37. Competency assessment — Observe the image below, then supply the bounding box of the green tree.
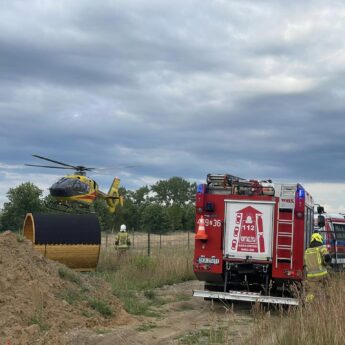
[130,186,150,205]
[0,182,45,232]
[111,188,141,232]
[141,203,169,234]
[151,177,196,206]
[183,203,195,231]
[93,198,114,232]
[166,204,184,231]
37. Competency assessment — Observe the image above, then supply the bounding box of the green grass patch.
[29,315,49,332]
[58,267,81,285]
[81,310,95,318]
[133,255,156,271]
[88,298,113,317]
[143,289,165,306]
[144,289,155,299]
[178,327,235,345]
[29,307,49,332]
[59,288,81,305]
[178,329,210,345]
[116,290,161,317]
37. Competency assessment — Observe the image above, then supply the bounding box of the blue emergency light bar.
[297,185,305,198]
[197,184,206,194]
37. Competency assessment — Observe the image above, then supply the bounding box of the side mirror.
[318,215,325,228]
[317,205,324,214]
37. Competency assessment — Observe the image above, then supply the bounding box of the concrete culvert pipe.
[23,213,101,271]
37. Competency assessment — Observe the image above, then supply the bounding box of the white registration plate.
[198,257,220,264]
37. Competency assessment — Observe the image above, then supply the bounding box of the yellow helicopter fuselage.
[50,175,122,212]
[50,174,98,204]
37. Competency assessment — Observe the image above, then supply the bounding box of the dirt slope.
[0,231,131,345]
[61,281,254,345]
[0,230,255,345]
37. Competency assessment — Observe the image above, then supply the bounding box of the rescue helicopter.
[25,155,124,213]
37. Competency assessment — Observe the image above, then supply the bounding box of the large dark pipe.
[23,213,101,271]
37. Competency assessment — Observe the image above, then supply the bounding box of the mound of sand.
[0,231,131,345]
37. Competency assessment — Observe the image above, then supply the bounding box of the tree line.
[0,177,196,234]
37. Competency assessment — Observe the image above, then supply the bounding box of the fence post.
[160,234,162,249]
[106,232,108,248]
[187,231,190,249]
[132,228,135,248]
[148,230,151,256]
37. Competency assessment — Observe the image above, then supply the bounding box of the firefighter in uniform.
[304,232,331,302]
[115,224,131,252]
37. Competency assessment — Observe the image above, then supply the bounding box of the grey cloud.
[0,0,345,207]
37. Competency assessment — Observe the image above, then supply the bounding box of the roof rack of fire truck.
[206,173,275,196]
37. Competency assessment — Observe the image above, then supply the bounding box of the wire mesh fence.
[102,231,194,255]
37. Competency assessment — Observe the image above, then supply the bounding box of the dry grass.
[245,272,345,345]
[95,248,195,315]
[177,273,345,345]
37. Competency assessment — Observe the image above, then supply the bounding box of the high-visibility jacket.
[115,232,131,249]
[304,245,329,280]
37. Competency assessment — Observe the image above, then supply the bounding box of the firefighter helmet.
[311,233,323,244]
[120,224,127,232]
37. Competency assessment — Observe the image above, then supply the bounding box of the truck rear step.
[193,290,299,306]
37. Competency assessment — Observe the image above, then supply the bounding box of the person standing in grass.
[115,224,131,251]
[304,232,331,302]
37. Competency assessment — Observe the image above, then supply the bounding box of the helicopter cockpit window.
[82,182,90,193]
[57,178,73,187]
[73,180,89,193]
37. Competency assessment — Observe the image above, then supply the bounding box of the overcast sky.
[0,0,344,212]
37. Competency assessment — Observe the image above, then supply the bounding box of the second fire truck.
[315,207,345,270]
[193,174,314,305]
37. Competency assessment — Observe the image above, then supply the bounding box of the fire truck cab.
[193,174,314,305]
[315,207,345,270]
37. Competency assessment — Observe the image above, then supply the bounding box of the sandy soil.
[62,281,255,345]
[0,230,255,345]
[0,231,131,345]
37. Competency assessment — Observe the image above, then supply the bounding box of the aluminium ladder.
[275,184,295,269]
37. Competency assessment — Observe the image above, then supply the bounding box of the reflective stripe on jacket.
[304,246,329,279]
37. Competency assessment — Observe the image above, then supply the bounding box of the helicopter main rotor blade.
[25,164,74,170]
[32,155,78,169]
[95,165,139,172]
[76,166,96,171]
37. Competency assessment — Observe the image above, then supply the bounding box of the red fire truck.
[193,174,314,305]
[315,207,345,270]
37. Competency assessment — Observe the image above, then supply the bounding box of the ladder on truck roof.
[275,184,295,269]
